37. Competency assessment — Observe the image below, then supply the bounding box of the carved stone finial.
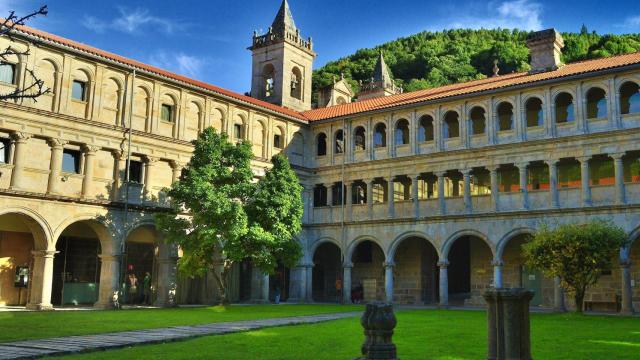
[357,302,398,360]
[492,59,500,77]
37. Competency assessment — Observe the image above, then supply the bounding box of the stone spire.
[357,51,402,102]
[373,50,394,87]
[271,0,297,36]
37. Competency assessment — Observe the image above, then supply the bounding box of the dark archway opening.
[393,237,439,305]
[312,242,342,302]
[448,235,493,306]
[351,240,385,303]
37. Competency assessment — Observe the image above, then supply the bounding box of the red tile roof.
[13,24,307,121]
[302,51,640,121]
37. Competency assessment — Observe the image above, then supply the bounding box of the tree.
[1,6,49,102]
[156,128,303,305]
[523,220,628,313]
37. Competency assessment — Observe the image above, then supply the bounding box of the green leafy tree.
[156,128,303,305]
[523,220,627,313]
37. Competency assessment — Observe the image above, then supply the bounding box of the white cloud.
[447,0,543,31]
[82,7,178,35]
[621,15,640,29]
[148,51,205,78]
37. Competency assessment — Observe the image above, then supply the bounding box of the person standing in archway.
[142,272,151,305]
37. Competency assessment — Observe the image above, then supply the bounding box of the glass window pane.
[72,81,86,101]
[0,139,9,163]
[161,104,173,122]
[62,150,80,174]
[0,63,16,84]
[128,160,142,183]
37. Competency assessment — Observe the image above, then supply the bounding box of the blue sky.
[3,0,640,93]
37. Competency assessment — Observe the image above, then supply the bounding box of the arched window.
[334,130,344,154]
[354,126,366,151]
[100,78,121,124]
[374,123,386,148]
[395,119,410,145]
[313,185,328,207]
[444,111,459,138]
[586,87,607,119]
[470,107,485,135]
[418,115,434,142]
[262,64,275,98]
[337,96,347,105]
[620,81,640,115]
[273,126,284,149]
[316,133,327,156]
[555,92,574,123]
[525,97,543,127]
[291,67,302,100]
[497,102,514,131]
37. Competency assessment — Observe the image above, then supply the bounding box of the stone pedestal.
[356,302,398,360]
[483,288,534,360]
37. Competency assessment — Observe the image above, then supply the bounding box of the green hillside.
[313,27,640,97]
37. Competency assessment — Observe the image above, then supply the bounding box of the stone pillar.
[553,276,566,312]
[489,166,500,212]
[111,150,126,201]
[411,174,420,218]
[436,171,446,215]
[546,159,559,208]
[9,132,31,190]
[26,250,56,311]
[262,273,270,303]
[46,138,67,195]
[483,289,534,360]
[170,160,184,184]
[144,156,159,203]
[620,259,635,315]
[327,184,334,223]
[578,156,592,206]
[345,181,353,222]
[250,267,269,304]
[94,254,121,309]
[384,262,394,303]
[461,168,472,213]
[343,262,353,304]
[81,145,100,198]
[517,162,529,210]
[438,261,449,307]
[287,265,306,303]
[305,263,314,302]
[612,153,626,205]
[155,256,179,307]
[366,178,374,219]
[492,260,503,289]
[387,177,395,218]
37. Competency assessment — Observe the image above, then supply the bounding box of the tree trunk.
[574,288,585,314]
[211,266,230,306]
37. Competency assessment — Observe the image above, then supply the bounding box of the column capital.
[408,173,422,180]
[620,259,632,268]
[111,149,124,160]
[47,138,68,149]
[515,162,529,170]
[486,164,500,172]
[576,155,591,163]
[383,261,395,268]
[11,131,32,142]
[460,168,473,176]
[545,158,560,166]
[342,261,354,269]
[437,260,449,268]
[363,177,376,184]
[82,144,101,154]
[610,152,626,160]
[434,171,447,178]
[492,259,504,267]
[145,155,160,165]
[98,254,122,262]
[170,160,186,170]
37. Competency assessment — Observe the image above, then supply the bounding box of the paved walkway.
[0,311,361,359]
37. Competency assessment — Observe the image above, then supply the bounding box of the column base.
[438,304,449,310]
[93,301,115,310]
[619,309,635,316]
[154,300,178,308]
[26,303,54,311]
[285,297,305,304]
[250,299,270,304]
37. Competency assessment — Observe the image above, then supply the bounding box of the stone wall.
[466,240,493,306]
[352,243,385,302]
[0,231,33,305]
[392,238,438,305]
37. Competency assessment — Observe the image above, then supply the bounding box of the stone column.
[461,168,472,213]
[620,259,635,315]
[578,156,592,206]
[327,183,334,223]
[492,260,503,289]
[9,132,31,190]
[155,255,179,307]
[94,254,121,309]
[410,174,420,218]
[612,153,626,205]
[438,260,449,308]
[345,181,353,222]
[261,273,270,303]
[287,265,306,303]
[26,250,56,311]
[436,171,446,215]
[489,165,500,212]
[81,145,100,198]
[366,178,374,220]
[546,159,560,208]
[305,263,314,302]
[144,156,159,203]
[46,138,67,195]
[343,262,353,304]
[384,261,394,303]
[387,177,395,218]
[111,150,126,201]
[250,267,269,303]
[553,276,566,312]
[517,162,529,210]
[170,160,184,184]
[483,289,534,360]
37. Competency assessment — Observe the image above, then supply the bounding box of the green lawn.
[0,304,362,343]
[60,310,640,360]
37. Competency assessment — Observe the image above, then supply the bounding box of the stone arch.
[33,58,59,111]
[495,227,536,260]
[346,235,386,263]
[100,77,123,124]
[210,106,226,133]
[0,207,52,250]
[315,132,327,156]
[387,231,440,261]
[309,237,343,262]
[53,214,116,255]
[441,229,494,260]
[627,225,640,250]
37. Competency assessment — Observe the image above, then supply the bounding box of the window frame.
[127,160,143,184]
[61,149,82,174]
[71,80,87,102]
[160,103,174,123]
[0,62,17,85]
[0,138,10,164]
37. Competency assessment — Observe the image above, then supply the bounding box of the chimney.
[526,28,564,73]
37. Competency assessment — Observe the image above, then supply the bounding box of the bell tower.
[249,0,316,111]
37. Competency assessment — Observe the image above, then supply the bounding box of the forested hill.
[313,27,640,97]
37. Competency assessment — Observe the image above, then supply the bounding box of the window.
[273,134,282,149]
[161,104,174,122]
[525,98,543,127]
[623,152,640,183]
[372,180,387,203]
[470,107,486,135]
[589,155,614,186]
[444,111,459,138]
[0,62,16,84]
[352,182,367,204]
[334,130,344,154]
[497,165,520,193]
[497,102,514,131]
[291,67,302,100]
[263,64,275,98]
[316,133,327,156]
[393,177,412,201]
[555,92,574,123]
[586,87,607,119]
[470,169,491,195]
[313,185,327,207]
[558,159,581,188]
[331,182,346,206]
[127,160,143,184]
[443,171,463,197]
[62,149,81,174]
[374,123,386,148]
[0,138,9,163]
[71,80,87,101]
[417,174,437,199]
[234,124,244,140]
[418,116,434,142]
[620,82,640,115]
[354,127,365,151]
[527,162,549,190]
[395,119,410,145]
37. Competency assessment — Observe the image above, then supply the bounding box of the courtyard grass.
[0,304,362,343]
[60,310,640,360]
